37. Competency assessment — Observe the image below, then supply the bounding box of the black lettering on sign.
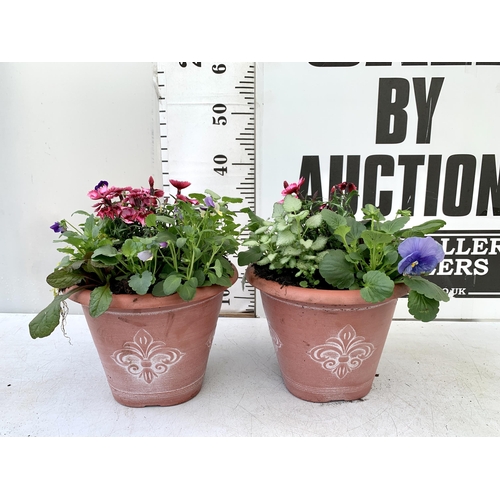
[376,78,410,144]
[398,155,425,213]
[443,154,476,216]
[476,154,500,215]
[363,155,394,215]
[413,77,444,143]
[376,78,444,144]
[424,155,442,216]
[298,154,500,217]
[299,156,323,200]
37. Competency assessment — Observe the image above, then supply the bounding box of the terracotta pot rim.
[245,264,409,306]
[70,265,238,311]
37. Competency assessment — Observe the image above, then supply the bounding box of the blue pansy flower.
[398,236,445,276]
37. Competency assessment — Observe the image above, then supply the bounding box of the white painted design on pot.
[111,329,184,384]
[269,326,283,350]
[307,325,375,379]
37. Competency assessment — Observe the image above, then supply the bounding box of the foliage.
[238,179,449,322]
[30,177,242,339]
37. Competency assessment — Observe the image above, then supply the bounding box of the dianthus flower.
[282,177,305,196]
[170,180,191,193]
[331,182,357,194]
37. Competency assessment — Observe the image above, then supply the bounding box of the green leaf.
[400,219,446,237]
[345,218,366,243]
[214,258,223,278]
[204,189,221,201]
[305,213,323,228]
[380,216,410,233]
[178,281,197,301]
[407,290,440,322]
[319,249,355,289]
[238,248,264,266]
[272,201,286,218]
[403,276,450,302]
[176,237,187,248]
[121,239,142,258]
[145,213,157,227]
[89,285,113,317]
[128,271,153,295]
[46,269,83,289]
[383,250,399,266]
[92,245,119,265]
[92,245,118,258]
[152,280,167,296]
[163,274,182,295]
[193,269,206,286]
[91,255,119,266]
[311,235,328,251]
[215,275,232,287]
[321,209,346,230]
[71,210,91,217]
[361,230,394,249]
[221,196,243,204]
[283,195,302,213]
[360,271,395,303]
[29,293,70,339]
[362,204,384,221]
[156,215,175,225]
[345,251,363,263]
[334,225,351,241]
[276,229,295,246]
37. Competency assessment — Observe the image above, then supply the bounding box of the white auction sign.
[258,62,500,320]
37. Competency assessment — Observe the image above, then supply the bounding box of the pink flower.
[149,176,164,197]
[176,193,199,205]
[282,177,305,196]
[119,207,137,224]
[88,181,132,201]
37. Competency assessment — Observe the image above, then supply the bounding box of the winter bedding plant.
[30,177,242,339]
[238,178,449,321]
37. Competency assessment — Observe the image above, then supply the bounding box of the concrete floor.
[1,313,499,437]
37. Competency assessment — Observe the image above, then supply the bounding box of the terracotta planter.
[246,265,409,402]
[70,272,237,407]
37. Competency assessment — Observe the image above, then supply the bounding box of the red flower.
[170,180,191,193]
[331,182,357,194]
[281,177,305,196]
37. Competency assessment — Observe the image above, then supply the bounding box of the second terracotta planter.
[246,265,408,402]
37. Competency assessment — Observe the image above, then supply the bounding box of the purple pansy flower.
[398,236,445,275]
[204,196,216,208]
[94,180,108,190]
[50,221,65,233]
[137,250,153,262]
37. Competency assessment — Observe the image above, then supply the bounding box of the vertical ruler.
[156,62,256,316]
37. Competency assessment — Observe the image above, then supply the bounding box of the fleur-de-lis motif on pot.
[111,329,184,384]
[307,325,375,379]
